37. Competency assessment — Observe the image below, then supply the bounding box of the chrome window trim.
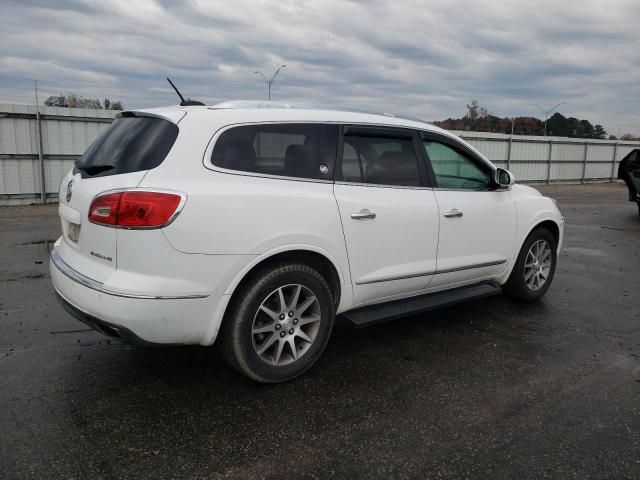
[51,248,208,300]
[431,186,512,192]
[202,121,438,188]
[201,121,507,191]
[205,165,335,185]
[203,121,340,184]
[334,180,433,191]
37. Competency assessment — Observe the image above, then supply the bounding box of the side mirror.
[494,168,515,188]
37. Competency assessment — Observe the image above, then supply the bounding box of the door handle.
[444,209,463,218]
[351,209,376,220]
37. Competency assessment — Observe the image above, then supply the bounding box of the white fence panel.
[1,105,639,205]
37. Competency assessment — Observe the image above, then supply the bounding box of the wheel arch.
[226,248,343,308]
[204,246,346,343]
[534,219,560,247]
[499,217,562,285]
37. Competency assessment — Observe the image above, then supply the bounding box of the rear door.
[420,133,516,287]
[56,114,179,282]
[333,126,440,305]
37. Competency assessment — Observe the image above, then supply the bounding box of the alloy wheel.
[524,239,553,291]
[251,284,322,366]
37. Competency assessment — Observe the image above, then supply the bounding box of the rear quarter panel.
[139,110,351,291]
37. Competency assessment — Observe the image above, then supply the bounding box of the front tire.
[219,263,335,383]
[504,228,557,302]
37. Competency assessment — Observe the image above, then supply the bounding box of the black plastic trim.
[343,125,415,138]
[55,292,159,347]
[340,281,502,327]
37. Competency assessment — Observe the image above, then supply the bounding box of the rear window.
[211,123,338,180]
[76,116,178,177]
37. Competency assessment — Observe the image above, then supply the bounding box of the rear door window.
[212,123,338,180]
[76,115,178,178]
[339,134,422,187]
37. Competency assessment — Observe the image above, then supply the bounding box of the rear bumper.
[50,246,219,345]
[55,292,155,346]
[51,248,208,299]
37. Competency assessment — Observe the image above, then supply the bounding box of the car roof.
[130,101,492,166]
[133,101,449,134]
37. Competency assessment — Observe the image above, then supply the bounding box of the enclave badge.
[66,179,74,202]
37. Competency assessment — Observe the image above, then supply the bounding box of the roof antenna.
[166,77,205,106]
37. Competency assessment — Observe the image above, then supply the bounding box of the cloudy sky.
[1,0,639,135]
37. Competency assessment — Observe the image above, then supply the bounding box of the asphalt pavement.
[1,182,638,479]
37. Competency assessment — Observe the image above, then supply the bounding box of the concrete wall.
[1,103,638,205]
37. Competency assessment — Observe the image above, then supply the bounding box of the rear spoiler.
[116,108,186,124]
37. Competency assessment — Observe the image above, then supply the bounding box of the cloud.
[1,0,639,134]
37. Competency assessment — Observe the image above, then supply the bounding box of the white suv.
[51,102,564,382]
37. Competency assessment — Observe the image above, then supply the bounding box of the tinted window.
[77,116,178,177]
[341,142,362,182]
[423,140,490,190]
[212,124,338,180]
[626,150,640,173]
[340,135,421,187]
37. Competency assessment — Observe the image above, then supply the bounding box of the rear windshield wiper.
[74,161,114,175]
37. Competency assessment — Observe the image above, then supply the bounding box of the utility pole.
[507,116,515,171]
[254,64,287,100]
[532,102,566,136]
[34,80,46,204]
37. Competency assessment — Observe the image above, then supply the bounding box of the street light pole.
[532,102,566,136]
[254,64,287,100]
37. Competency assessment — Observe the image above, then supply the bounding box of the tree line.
[433,100,638,140]
[44,93,123,110]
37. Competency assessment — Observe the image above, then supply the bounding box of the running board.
[340,282,502,327]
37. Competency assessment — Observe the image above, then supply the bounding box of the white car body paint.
[50,102,564,346]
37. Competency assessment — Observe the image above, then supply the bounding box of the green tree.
[547,112,570,136]
[620,133,639,141]
[593,125,607,139]
[43,93,124,110]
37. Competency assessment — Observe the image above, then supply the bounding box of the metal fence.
[1,103,638,205]
[0,103,115,205]
[454,130,639,184]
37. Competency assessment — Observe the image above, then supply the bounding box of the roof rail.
[208,100,431,125]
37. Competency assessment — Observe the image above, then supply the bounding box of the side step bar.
[340,281,502,327]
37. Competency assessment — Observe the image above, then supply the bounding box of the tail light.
[89,190,184,228]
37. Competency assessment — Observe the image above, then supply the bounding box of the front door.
[333,128,440,305]
[420,135,517,287]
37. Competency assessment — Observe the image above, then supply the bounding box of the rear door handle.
[444,209,463,218]
[351,209,376,220]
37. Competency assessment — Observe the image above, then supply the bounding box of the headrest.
[285,144,314,177]
[365,150,419,186]
[216,138,256,171]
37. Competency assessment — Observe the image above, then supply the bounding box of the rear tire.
[504,228,557,302]
[219,263,335,383]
